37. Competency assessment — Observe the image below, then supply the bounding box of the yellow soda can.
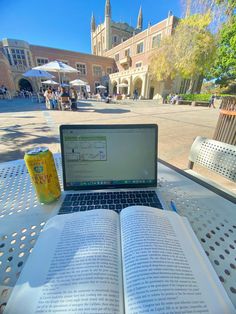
[24,147,61,204]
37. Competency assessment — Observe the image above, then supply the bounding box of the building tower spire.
[91,12,96,32]
[105,0,111,17]
[91,12,96,54]
[104,0,111,53]
[137,6,143,30]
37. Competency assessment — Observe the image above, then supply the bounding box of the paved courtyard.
[0,97,235,194]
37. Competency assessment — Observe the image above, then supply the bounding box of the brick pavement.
[0,98,235,194]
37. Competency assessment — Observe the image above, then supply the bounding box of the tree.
[181,0,235,31]
[150,13,217,92]
[209,15,236,87]
[181,0,236,90]
[182,0,236,16]
[149,37,176,81]
[213,0,235,15]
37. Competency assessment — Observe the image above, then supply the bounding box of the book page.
[120,206,235,314]
[5,209,124,314]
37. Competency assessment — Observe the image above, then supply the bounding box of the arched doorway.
[18,78,33,91]
[112,81,117,95]
[149,87,155,99]
[120,79,128,95]
[133,77,142,98]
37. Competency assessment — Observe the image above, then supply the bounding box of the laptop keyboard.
[58,191,163,215]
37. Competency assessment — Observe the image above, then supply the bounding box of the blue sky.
[0,0,182,53]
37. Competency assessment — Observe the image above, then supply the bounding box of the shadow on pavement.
[0,99,43,113]
[13,116,36,119]
[94,108,130,114]
[0,124,51,137]
[76,101,130,114]
[0,124,59,163]
[0,149,25,162]
[0,134,59,163]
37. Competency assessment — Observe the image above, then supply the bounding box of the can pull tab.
[26,147,49,155]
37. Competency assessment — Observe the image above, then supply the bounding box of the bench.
[177,100,192,105]
[191,101,209,107]
[58,96,72,110]
[177,100,209,106]
[186,137,236,190]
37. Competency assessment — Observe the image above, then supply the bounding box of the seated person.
[69,87,78,111]
[58,87,70,110]
[59,87,69,97]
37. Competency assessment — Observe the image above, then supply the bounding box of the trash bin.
[213,97,236,145]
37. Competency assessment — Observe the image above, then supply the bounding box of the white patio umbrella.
[33,60,78,84]
[96,85,106,89]
[23,69,55,79]
[42,79,59,85]
[23,69,55,91]
[70,79,87,86]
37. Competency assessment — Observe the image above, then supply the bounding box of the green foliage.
[150,37,177,80]
[209,16,236,85]
[181,11,212,29]
[174,13,216,79]
[180,93,212,101]
[150,13,217,85]
[215,0,236,14]
[185,0,235,21]
[180,93,234,100]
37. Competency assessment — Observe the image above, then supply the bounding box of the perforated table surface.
[0,155,235,309]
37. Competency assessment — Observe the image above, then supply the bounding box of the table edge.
[158,159,236,205]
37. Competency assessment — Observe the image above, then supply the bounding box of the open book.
[5,206,235,314]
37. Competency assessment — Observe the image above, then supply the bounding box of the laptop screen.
[60,124,157,190]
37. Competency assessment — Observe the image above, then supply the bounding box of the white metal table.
[0,155,235,309]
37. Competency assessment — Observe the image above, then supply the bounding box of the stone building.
[0,50,15,91]
[91,0,201,99]
[0,38,115,94]
[0,0,201,99]
[91,0,143,56]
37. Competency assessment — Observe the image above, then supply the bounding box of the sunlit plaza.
[0,97,235,194]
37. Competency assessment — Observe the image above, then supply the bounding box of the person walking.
[209,94,216,109]
[133,88,138,101]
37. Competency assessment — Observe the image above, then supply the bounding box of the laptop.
[58,124,164,214]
